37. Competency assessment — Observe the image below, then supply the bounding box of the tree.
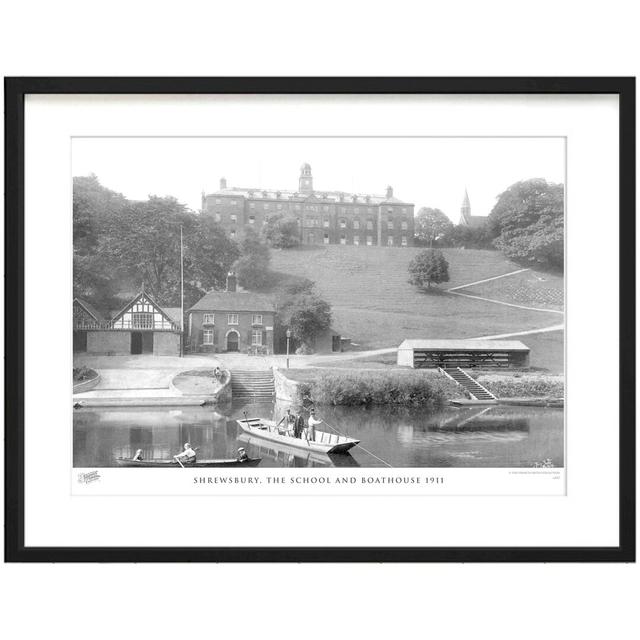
[73,174,127,253]
[262,214,301,248]
[233,230,272,290]
[73,175,128,308]
[414,207,454,246]
[75,184,239,308]
[278,291,332,352]
[446,224,493,249]
[408,249,450,290]
[100,196,194,304]
[184,216,240,305]
[488,178,564,269]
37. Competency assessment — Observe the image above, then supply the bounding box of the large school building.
[201,163,415,247]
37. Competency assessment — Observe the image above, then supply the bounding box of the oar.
[174,456,185,468]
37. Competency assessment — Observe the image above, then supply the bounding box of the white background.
[27,94,604,547]
[1,1,638,639]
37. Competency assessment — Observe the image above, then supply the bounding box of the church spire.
[459,188,471,225]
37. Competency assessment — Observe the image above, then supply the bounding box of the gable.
[73,299,104,329]
[111,291,179,331]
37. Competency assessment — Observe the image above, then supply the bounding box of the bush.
[300,370,460,406]
[476,375,564,398]
[73,366,96,382]
[234,231,272,289]
[262,214,301,248]
[408,249,450,290]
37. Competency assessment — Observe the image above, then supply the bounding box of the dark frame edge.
[3,76,635,563]
[617,77,636,563]
[5,77,26,563]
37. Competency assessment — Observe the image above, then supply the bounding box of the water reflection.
[73,399,564,468]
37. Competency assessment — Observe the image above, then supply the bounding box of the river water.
[74,400,564,468]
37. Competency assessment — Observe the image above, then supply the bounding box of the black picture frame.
[4,77,635,563]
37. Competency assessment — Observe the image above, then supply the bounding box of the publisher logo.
[78,470,101,484]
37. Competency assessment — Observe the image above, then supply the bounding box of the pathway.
[447,290,564,315]
[447,268,531,292]
[446,267,564,315]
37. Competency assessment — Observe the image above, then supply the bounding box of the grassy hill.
[459,269,564,311]
[269,245,564,355]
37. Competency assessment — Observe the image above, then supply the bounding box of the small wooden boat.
[238,434,362,467]
[115,457,262,468]
[237,417,359,455]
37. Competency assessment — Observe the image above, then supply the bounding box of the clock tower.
[299,163,313,193]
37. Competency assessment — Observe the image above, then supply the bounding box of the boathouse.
[396,339,530,369]
[73,297,107,352]
[73,290,182,356]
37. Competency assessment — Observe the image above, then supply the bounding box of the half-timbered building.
[73,298,107,352]
[72,290,182,356]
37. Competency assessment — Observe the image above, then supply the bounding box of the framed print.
[4,77,635,562]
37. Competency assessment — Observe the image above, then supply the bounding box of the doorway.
[131,331,142,354]
[131,331,154,354]
[73,330,87,352]
[226,330,239,352]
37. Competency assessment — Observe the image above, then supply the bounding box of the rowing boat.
[237,417,359,455]
[237,433,361,467]
[114,457,262,468]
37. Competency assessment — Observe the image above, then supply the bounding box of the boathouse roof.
[397,339,530,352]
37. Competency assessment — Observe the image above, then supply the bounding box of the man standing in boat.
[173,442,197,464]
[294,413,306,439]
[276,409,296,436]
[307,408,323,442]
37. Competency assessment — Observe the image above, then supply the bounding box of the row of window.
[216,212,410,231]
[308,234,408,246]
[202,313,263,326]
[213,198,409,215]
[306,219,409,230]
[202,328,263,346]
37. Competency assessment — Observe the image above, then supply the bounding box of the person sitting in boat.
[276,409,296,436]
[237,447,249,462]
[173,442,196,464]
[132,449,143,461]
[307,409,323,442]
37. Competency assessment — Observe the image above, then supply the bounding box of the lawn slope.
[270,246,563,350]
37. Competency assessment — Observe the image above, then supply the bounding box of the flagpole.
[180,225,184,357]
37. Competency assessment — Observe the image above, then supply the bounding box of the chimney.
[386,185,394,199]
[226,271,237,292]
[220,177,227,190]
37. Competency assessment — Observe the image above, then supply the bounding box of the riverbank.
[278,367,461,406]
[472,373,564,399]
[278,367,564,406]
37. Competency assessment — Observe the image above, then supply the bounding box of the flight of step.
[230,370,275,401]
[440,367,497,401]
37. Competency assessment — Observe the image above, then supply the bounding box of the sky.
[72,137,565,222]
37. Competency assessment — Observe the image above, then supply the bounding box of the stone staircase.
[230,369,275,401]
[439,367,497,401]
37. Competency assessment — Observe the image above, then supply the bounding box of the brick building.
[187,273,276,354]
[201,163,415,247]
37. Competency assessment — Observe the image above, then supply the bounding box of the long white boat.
[236,417,360,455]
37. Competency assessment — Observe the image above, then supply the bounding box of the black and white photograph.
[72,136,565,475]
[6,77,632,562]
